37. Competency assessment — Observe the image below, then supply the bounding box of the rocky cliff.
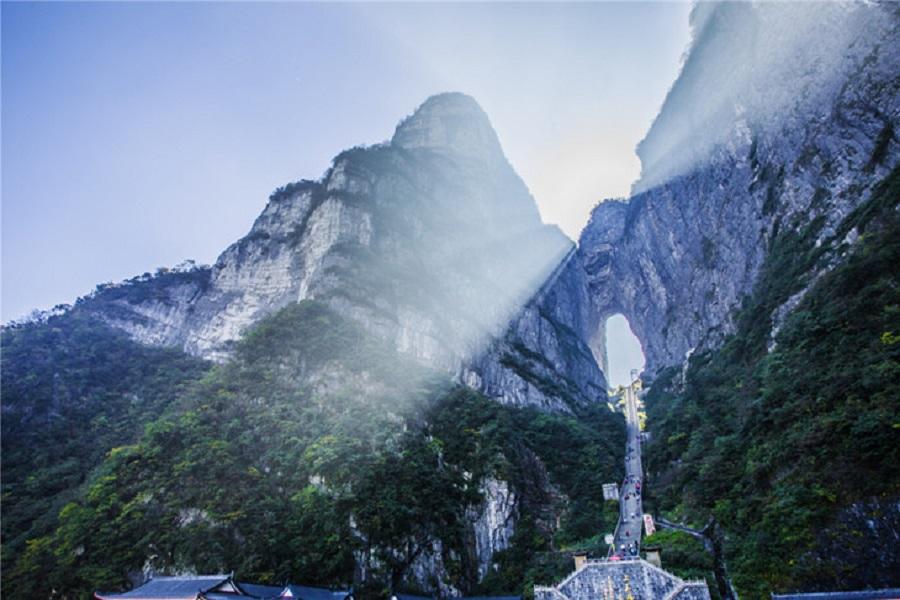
[569,2,900,595]
[577,1,899,375]
[458,2,898,395]
[73,93,607,410]
[465,247,607,411]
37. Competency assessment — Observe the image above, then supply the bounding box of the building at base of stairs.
[94,575,523,600]
[93,575,353,600]
[534,558,710,600]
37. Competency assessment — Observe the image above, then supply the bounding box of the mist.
[634,1,881,192]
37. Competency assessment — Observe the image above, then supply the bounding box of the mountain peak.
[391,92,505,161]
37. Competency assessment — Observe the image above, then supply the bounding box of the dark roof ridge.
[772,591,900,600]
[150,575,230,580]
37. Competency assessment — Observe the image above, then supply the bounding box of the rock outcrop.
[575,1,899,375]
[466,247,607,411]
[404,477,519,596]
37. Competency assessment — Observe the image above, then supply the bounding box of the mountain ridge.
[61,92,606,411]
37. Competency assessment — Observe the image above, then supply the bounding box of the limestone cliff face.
[403,477,518,596]
[577,1,900,375]
[466,248,607,411]
[74,92,605,409]
[474,2,899,390]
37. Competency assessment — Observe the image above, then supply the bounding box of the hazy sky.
[2,1,688,383]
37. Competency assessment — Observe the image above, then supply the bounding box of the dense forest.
[643,168,900,597]
[1,312,211,584]
[2,301,624,600]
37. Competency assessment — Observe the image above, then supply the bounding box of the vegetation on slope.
[643,168,900,597]
[641,530,717,595]
[1,313,211,586]
[3,301,624,600]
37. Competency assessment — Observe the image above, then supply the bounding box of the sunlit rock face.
[76,93,604,408]
[577,1,900,376]
[392,91,507,166]
[467,248,608,411]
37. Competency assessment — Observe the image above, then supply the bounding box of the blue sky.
[2,1,690,384]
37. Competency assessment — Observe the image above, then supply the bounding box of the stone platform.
[534,558,710,600]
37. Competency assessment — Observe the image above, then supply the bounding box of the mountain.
[560,2,900,596]
[1,95,622,599]
[69,92,606,411]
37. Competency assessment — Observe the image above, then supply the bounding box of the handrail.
[663,581,711,600]
[663,583,688,600]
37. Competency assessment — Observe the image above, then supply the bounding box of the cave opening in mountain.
[603,314,645,388]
